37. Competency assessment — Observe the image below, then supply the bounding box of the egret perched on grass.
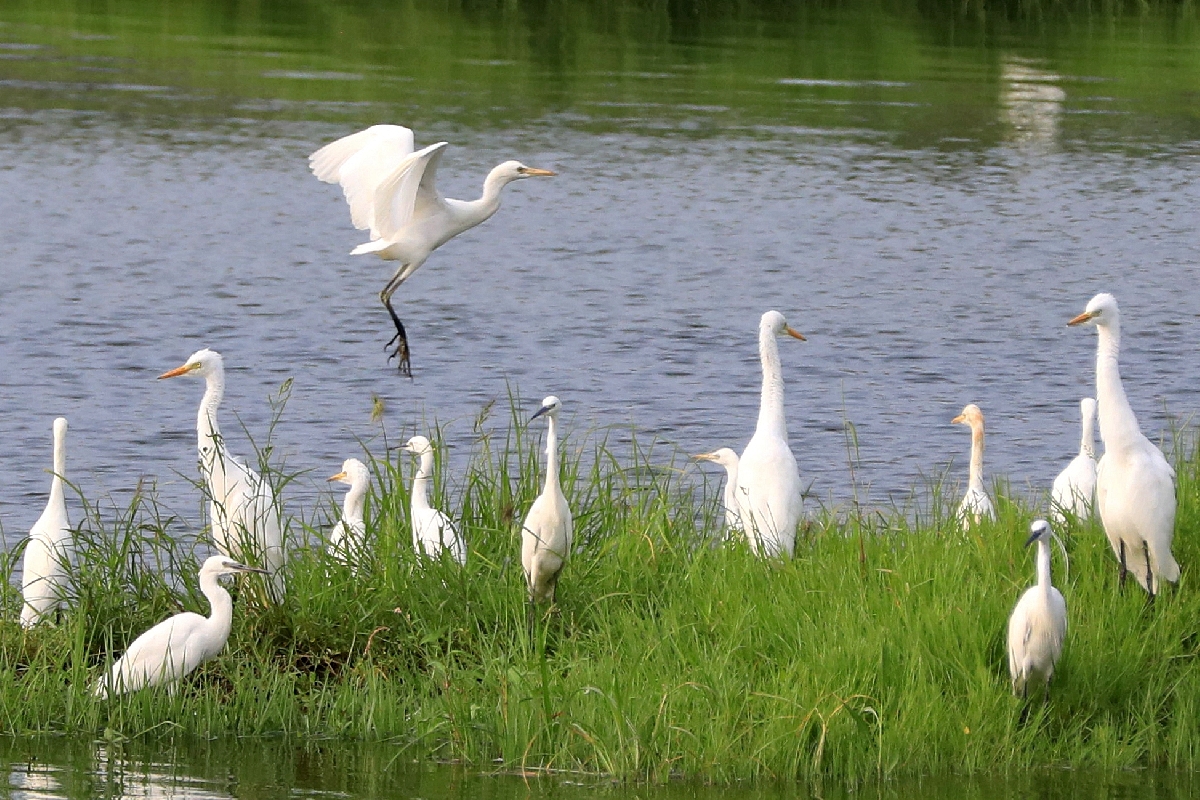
[1007,519,1067,705]
[159,349,286,602]
[522,397,572,622]
[737,311,805,557]
[1051,397,1098,525]
[328,458,370,569]
[309,124,556,375]
[693,448,742,534]
[94,556,268,698]
[20,417,71,628]
[951,404,994,527]
[402,436,466,564]
[1069,293,1178,596]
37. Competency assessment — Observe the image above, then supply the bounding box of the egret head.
[1081,397,1097,422]
[693,448,738,470]
[200,555,269,578]
[760,310,806,341]
[328,458,369,486]
[531,396,562,422]
[402,435,434,456]
[1025,519,1052,547]
[494,160,556,184]
[53,417,68,439]
[952,403,984,428]
[1067,293,1118,328]
[159,348,224,380]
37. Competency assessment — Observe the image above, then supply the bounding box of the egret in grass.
[1007,519,1067,708]
[328,458,370,569]
[309,124,556,375]
[951,404,995,527]
[522,397,572,625]
[737,311,805,557]
[159,349,286,602]
[20,417,71,628]
[1051,397,1098,525]
[1069,293,1178,596]
[403,436,466,564]
[93,556,268,698]
[693,448,743,534]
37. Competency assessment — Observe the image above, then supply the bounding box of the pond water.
[0,3,1197,539]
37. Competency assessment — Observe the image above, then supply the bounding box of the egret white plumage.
[1069,293,1178,595]
[309,124,556,375]
[693,448,743,534]
[94,556,268,698]
[402,436,466,564]
[521,397,572,617]
[736,311,805,557]
[20,417,72,628]
[1007,519,1067,703]
[159,350,286,602]
[328,458,370,569]
[1050,397,1098,525]
[951,404,995,527]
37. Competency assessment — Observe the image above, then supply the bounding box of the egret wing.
[103,613,206,694]
[373,142,448,241]
[310,125,416,234]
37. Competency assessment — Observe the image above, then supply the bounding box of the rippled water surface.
[0,1,1198,544]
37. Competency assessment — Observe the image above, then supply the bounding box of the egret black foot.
[385,331,412,377]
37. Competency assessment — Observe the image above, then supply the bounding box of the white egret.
[1007,519,1067,703]
[521,397,572,618]
[692,448,743,534]
[1069,293,1178,595]
[159,350,286,602]
[1050,397,1098,525]
[736,311,805,557]
[402,436,466,564]
[20,417,72,628]
[309,124,556,375]
[951,404,995,527]
[94,556,268,698]
[328,458,371,569]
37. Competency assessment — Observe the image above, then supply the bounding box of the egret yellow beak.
[521,167,556,177]
[328,471,347,482]
[951,414,966,425]
[692,452,717,462]
[158,363,199,380]
[785,326,806,341]
[1067,311,1094,327]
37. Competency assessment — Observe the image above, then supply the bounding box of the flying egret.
[402,436,466,564]
[328,458,370,569]
[737,311,805,558]
[20,417,72,628]
[1051,398,1098,525]
[159,349,286,602]
[1007,519,1067,705]
[693,448,743,535]
[1069,293,1178,596]
[309,124,556,375]
[94,556,268,698]
[521,397,572,622]
[951,404,995,527]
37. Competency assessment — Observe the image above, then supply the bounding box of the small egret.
[521,397,573,620]
[1007,519,1068,704]
[693,448,743,534]
[951,404,995,527]
[1050,398,1098,525]
[159,350,286,602]
[94,556,268,698]
[1069,293,1178,596]
[309,124,556,375]
[328,458,371,569]
[20,417,72,628]
[402,436,466,564]
[737,311,805,557]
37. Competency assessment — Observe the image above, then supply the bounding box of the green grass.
[2,397,1200,785]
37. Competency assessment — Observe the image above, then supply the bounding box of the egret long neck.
[344,477,368,523]
[1094,321,1140,449]
[1036,539,1053,590]
[411,452,434,512]
[454,169,510,228]
[968,424,985,491]
[544,416,562,497]
[197,372,227,482]
[1080,404,1097,459]
[199,569,234,640]
[49,424,67,507]
[755,325,788,439]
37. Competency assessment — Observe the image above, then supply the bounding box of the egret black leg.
[379,264,417,377]
[1144,541,1155,602]
[1119,540,1128,589]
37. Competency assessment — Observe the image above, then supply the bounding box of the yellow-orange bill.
[158,364,194,380]
[328,471,348,482]
[785,326,806,341]
[951,414,966,424]
[692,453,715,461]
[1067,311,1093,327]
[523,167,556,177]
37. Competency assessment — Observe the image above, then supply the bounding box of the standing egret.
[402,436,466,564]
[309,124,556,375]
[951,404,995,527]
[1050,398,1098,525]
[693,448,743,534]
[1007,519,1068,705]
[94,556,268,698]
[159,350,286,602]
[736,311,805,557]
[521,397,573,622]
[1069,293,1178,595]
[20,417,71,628]
[328,458,370,569]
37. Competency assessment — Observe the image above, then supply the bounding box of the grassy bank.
[2,400,1199,784]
